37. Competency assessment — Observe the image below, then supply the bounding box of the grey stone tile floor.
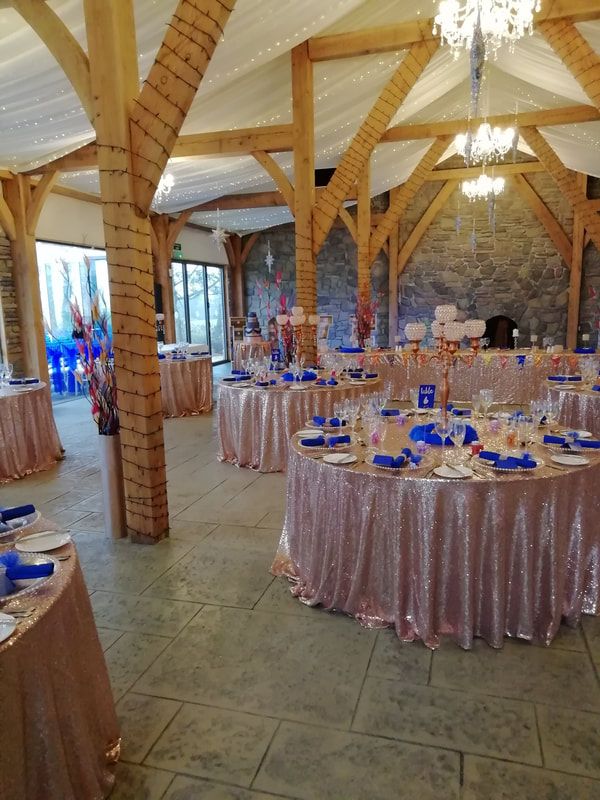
[2,390,600,800]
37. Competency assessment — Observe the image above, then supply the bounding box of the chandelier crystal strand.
[154,173,174,205]
[434,0,542,58]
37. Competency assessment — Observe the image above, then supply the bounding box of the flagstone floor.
[2,387,600,800]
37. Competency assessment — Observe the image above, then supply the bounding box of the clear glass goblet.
[479,389,493,419]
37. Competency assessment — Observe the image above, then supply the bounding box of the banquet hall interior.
[1,1,600,798]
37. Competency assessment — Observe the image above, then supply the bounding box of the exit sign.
[172,242,183,260]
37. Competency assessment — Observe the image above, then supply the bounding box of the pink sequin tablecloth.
[233,340,272,369]
[273,427,600,649]
[550,385,600,436]
[0,383,63,483]
[333,351,600,404]
[0,536,119,799]
[160,356,213,417]
[218,378,381,472]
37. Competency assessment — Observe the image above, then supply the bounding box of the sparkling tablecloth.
[273,424,600,649]
[0,383,63,483]
[550,385,600,436]
[233,340,272,369]
[0,533,119,799]
[160,356,213,417]
[332,350,600,404]
[218,378,381,472]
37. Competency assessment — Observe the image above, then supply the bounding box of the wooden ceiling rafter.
[369,136,451,264]
[426,161,545,180]
[307,0,600,61]
[539,17,600,109]
[0,181,16,241]
[311,38,439,255]
[252,151,296,214]
[510,173,573,268]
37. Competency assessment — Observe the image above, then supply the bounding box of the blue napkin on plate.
[580,439,600,449]
[409,422,478,446]
[479,450,500,461]
[593,385,600,392]
[235,374,251,382]
[255,381,275,387]
[381,409,400,416]
[548,374,582,382]
[303,370,317,381]
[373,454,406,468]
[543,434,566,445]
[158,353,166,360]
[575,347,596,354]
[24,378,39,384]
[328,434,351,447]
[7,562,54,580]
[349,372,363,379]
[450,407,471,417]
[300,436,325,447]
[365,372,378,379]
[312,416,346,427]
[0,504,35,523]
[327,378,338,386]
[339,346,364,353]
[344,367,363,373]
[231,369,247,374]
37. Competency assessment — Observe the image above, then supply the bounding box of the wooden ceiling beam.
[539,18,600,109]
[173,125,293,158]
[308,1,600,61]
[382,104,600,143]
[252,151,295,214]
[520,125,600,250]
[0,181,16,241]
[369,136,450,264]
[510,174,573,268]
[312,38,439,255]
[186,190,287,213]
[425,161,545,180]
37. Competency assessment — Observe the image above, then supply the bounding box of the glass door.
[171,261,228,364]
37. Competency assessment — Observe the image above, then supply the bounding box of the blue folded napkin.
[0,504,35,523]
[326,379,338,386]
[158,353,166,360]
[231,369,246,374]
[575,347,596,354]
[303,371,317,381]
[593,385,600,392]
[312,416,346,427]
[479,450,500,461]
[315,379,327,386]
[580,439,600,449]
[408,422,478,446]
[365,372,378,379]
[491,454,538,470]
[450,408,472,417]
[380,409,400,416]
[7,562,54,580]
[24,378,39,384]
[543,434,566,445]
[373,454,406,468]
[235,374,251,382]
[344,367,363,373]
[339,347,364,353]
[548,374,582,382]
[349,372,363,379]
[255,381,270,387]
[328,434,351,447]
[300,436,325,447]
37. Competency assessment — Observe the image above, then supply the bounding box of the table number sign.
[418,384,435,408]
[271,348,282,363]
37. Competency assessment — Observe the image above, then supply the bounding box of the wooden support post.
[150,215,176,343]
[567,173,587,349]
[84,0,168,543]
[291,42,317,363]
[388,214,399,347]
[4,175,49,380]
[356,164,371,299]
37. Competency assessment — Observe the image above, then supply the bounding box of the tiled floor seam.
[533,703,546,768]
[461,751,600,785]
[122,699,184,767]
[249,719,282,791]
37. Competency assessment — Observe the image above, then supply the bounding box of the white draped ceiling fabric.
[1,0,599,233]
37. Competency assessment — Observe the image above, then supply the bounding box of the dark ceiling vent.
[315,167,335,187]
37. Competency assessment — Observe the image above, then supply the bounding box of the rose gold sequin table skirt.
[334,351,600,403]
[160,356,213,417]
[550,385,600,436]
[233,340,272,369]
[0,535,119,799]
[218,379,381,472]
[0,383,63,483]
[273,431,600,649]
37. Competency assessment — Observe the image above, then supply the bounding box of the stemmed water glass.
[517,415,534,448]
[448,419,466,463]
[580,357,597,388]
[472,392,482,417]
[479,389,493,419]
[434,411,450,466]
[409,388,418,409]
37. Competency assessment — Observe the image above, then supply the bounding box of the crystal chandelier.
[455,122,516,164]
[462,173,505,201]
[433,0,542,57]
[154,173,175,204]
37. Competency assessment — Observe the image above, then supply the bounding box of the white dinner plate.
[412,407,430,415]
[15,531,71,553]
[0,613,16,644]
[296,428,323,437]
[323,453,357,465]
[551,454,590,466]
[559,429,592,439]
[434,465,474,479]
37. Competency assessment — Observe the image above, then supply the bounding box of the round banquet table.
[218,377,382,472]
[232,340,272,369]
[272,422,600,649]
[0,382,63,483]
[0,528,119,799]
[550,385,600,436]
[159,355,213,417]
[331,350,600,404]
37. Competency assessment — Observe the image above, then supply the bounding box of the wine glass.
[543,399,560,429]
[471,392,482,417]
[409,388,418,409]
[517,415,534,448]
[580,357,597,388]
[479,389,493,419]
[346,400,360,432]
[434,411,450,465]
[448,418,466,461]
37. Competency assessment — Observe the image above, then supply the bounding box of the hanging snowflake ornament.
[265,240,274,272]
[211,208,229,250]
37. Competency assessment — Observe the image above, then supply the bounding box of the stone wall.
[0,235,23,373]
[243,175,600,350]
[244,208,389,348]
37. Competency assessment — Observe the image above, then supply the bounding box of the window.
[171,260,228,363]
